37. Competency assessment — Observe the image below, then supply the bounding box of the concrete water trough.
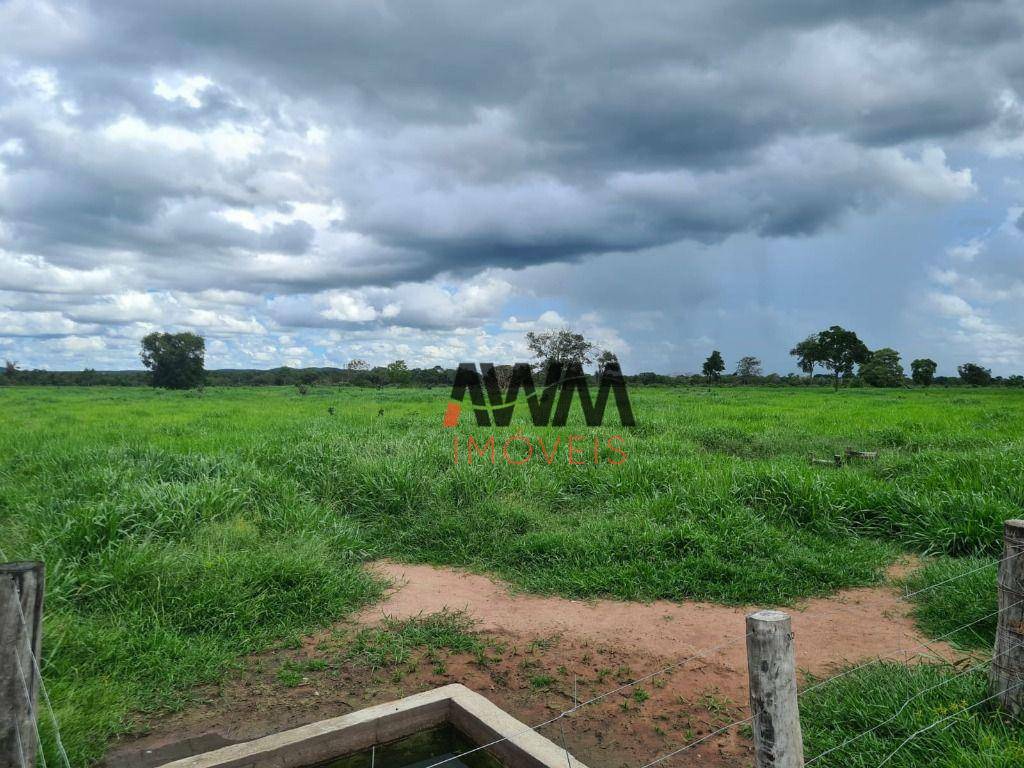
[157,684,588,768]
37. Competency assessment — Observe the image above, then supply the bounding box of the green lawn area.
[1,385,1022,765]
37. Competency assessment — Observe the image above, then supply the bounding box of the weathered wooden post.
[1,562,45,768]
[990,519,1024,715]
[746,609,804,768]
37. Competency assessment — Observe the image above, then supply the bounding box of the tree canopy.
[702,350,725,384]
[735,356,762,383]
[860,348,904,388]
[385,359,411,385]
[911,358,938,387]
[958,362,992,386]
[813,326,870,390]
[526,329,597,374]
[596,349,620,375]
[789,336,820,378]
[139,332,205,389]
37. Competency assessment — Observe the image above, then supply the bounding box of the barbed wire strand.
[640,588,1021,768]
[875,678,1024,768]
[558,719,573,768]
[14,716,29,768]
[796,549,1019,699]
[10,581,73,768]
[801,548,1017,696]
[13,642,49,768]
[805,638,1024,765]
[636,711,759,768]
[420,632,752,768]
[0,533,1013,768]
[800,599,1021,698]
[897,550,1015,602]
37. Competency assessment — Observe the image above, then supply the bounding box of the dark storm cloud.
[4,0,1010,278]
[1,0,1022,369]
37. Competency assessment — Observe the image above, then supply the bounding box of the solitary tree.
[789,336,820,380]
[596,349,620,376]
[859,348,904,388]
[958,362,992,386]
[702,350,725,385]
[346,359,369,371]
[386,359,411,385]
[815,326,870,391]
[491,364,514,392]
[3,360,18,376]
[525,329,596,378]
[140,332,205,389]
[735,356,762,384]
[911,358,938,387]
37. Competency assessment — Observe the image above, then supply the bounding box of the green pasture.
[1,385,1021,765]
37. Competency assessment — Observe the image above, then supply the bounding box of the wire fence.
[415,547,1020,768]
[13,593,72,768]
[2,546,1020,768]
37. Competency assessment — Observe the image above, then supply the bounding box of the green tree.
[958,362,992,386]
[702,350,725,385]
[526,329,596,367]
[346,359,368,371]
[815,326,870,391]
[789,336,820,380]
[911,358,938,387]
[735,356,762,383]
[596,349,620,375]
[2,359,18,385]
[386,359,411,385]
[860,348,904,387]
[526,328,597,380]
[139,332,205,389]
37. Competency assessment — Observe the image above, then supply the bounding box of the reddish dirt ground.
[103,559,965,768]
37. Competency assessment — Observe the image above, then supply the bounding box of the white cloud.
[322,293,383,322]
[153,75,214,108]
[0,310,93,336]
[47,335,107,353]
[501,310,567,331]
[102,116,263,163]
[0,252,127,294]
[927,292,973,318]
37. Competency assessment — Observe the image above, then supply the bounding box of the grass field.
[1,385,1022,765]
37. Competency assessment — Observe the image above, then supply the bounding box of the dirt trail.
[359,559,955,691]
[105,559,964,768]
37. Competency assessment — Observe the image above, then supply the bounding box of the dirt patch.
[360,558,950,681]
[104,558,962,768]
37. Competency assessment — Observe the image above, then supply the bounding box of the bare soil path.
[105,559,963,768]
[363,559,949,684]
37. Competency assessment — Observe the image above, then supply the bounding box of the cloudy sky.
[2,0,1024,375]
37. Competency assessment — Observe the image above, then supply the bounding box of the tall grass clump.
[801,662,1024,767]
[900,556,999,650]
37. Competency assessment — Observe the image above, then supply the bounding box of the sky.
[1,1,1024,376]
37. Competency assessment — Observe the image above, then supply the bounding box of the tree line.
[700,325,1010,389]
[1,326,1020,389]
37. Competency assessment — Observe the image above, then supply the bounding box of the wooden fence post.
[1,562,45,768]
[747,609,804,768]
[990,519,1024,716]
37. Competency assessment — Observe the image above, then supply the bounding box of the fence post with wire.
[746,609,803,768]
[989,518,1024,716]
[1,561,45,768]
